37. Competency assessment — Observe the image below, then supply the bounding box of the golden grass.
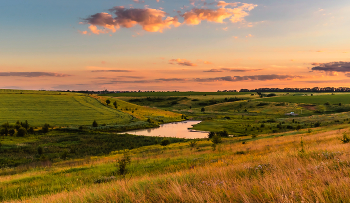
[7,126,350,203]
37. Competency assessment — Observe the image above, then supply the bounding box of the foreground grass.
[3,124,350,202]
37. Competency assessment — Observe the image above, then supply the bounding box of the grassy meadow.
[2,124,350,202]
[0,91,133,126]
[3,90,350,202]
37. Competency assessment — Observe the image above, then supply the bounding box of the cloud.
[169,59,197,66]
[203,68,263,72]
[133,0,145,3]
[0,72,71,77]
[83,7,180,34]
[91,70,133,72]
[195,74,304,82]
[182,2,257,25]
[204,61,212,64]
[311,62,350,74]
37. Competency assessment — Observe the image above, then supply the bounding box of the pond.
[123,120,208,139]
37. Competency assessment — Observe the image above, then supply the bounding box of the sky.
[0,0,350,91]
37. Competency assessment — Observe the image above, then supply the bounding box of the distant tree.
[42,124,50,133]
[17,127,27,137]
[208,131,216,139]
[161,139,170,146]
[217,130,229,137]
[201,107,205,112]
[37,146,43,155]
[28,127,35,134]
[0,128,8,136]
[92,120,98,127]
[113,101,117,108]
[106,99,111,105]
[9,129,15,136]
[61,150,69,160]
[15,124,21,131]
[21,120,29,130]
[211,135,222,144]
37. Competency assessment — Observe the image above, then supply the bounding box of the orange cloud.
[182,2,257,25]
[83,8,180,34]
[169,59,197,66]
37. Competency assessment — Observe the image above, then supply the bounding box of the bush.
[92,120,98,127]
[17,127,27,137]
[189,140,197,149]
[161,139,170,146]
[116,150,131,177]
[42,124,50,133]
[38,146,43,155]
[341,132,350,143]
[208,131,216,139]
[201,107,205,112]
[211,135,222,144]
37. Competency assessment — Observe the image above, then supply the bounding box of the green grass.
[258,93,350,104]
[102,92,251,97]
[0,92,133,126]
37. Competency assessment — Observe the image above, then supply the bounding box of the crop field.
[259,93,350,104]
[102,91,252,97]
[0,91,133,126]
[91,95,183,123]
[3,90,350,202]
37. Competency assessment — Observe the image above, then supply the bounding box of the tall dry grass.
[7,128,350,203]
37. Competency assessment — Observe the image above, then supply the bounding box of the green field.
[0,92,133,126]
[102,91,251,97]
[258,93,350,104]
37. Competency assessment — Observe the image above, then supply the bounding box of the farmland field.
[3,90,350,202]
[0,92,133,126]
[258,93,350,104]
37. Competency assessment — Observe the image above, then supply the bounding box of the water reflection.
[124,120,208,139]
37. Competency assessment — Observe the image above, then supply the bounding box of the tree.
[0,128,8,136]
[9,129,15,136]
[92,120,98,127]
[28,127,35,135]
[106,99,111,105]
[208,131,216,139]
[161,139,170,146]
[201,107,205,112]
[17,127,27,137]
[116,150,131,179]
[113,101,117,108]
[211,135,222,144]
[38,146,43,155]
[22,120,29,130]
[42,124,50,133]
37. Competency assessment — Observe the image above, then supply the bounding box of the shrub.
[341,132,350,143]
[28,127,35,134]
[189,140,197,149]
[106,99,111,105]
[208,131,216,139]
[92,120,98,127]
[201,107,205,112]
[17,127,27,137]
[42,124,50,133]
[61,150,69,160]
[161,139,170,146]
[38,146,43,155]
[211,135,222,144]
[9,129,15,136]
[116,150,131,177]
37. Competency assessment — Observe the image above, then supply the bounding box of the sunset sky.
[1,0,350,91]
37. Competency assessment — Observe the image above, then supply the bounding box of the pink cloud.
[83,8,180,34]
[169,59,197,66]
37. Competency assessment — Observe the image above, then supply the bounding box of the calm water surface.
[124,121,208,139]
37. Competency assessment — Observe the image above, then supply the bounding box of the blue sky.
[0,0,349,91]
